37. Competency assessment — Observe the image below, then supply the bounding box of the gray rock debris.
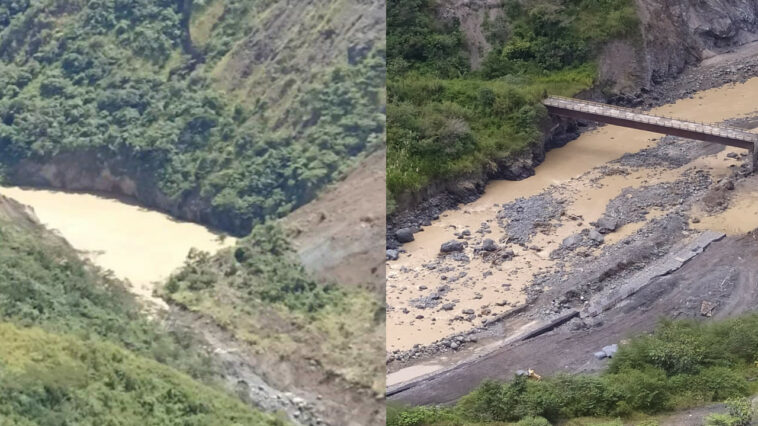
[386,249,399,260]
[481,238,498,251]
[440,240,465,253]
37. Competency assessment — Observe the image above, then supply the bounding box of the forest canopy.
[0,0,385,235]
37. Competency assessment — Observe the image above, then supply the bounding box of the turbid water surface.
[0,186,235,309]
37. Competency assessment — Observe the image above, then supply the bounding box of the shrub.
[725,397,754,426]
[517,416,552,426]
[706,413,742,426]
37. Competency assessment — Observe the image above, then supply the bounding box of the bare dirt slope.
[282,149,386,294]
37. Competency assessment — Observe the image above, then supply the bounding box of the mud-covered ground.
[390,226,758,405]
[387,45,758,403]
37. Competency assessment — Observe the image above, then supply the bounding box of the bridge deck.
[543,96,758,151]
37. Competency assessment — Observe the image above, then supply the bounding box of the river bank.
[386,58,758,393]
[387,40,758,249]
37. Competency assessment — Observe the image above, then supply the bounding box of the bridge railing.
[544,96,757,143]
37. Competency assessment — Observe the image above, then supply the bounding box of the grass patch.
[387,65,595,197]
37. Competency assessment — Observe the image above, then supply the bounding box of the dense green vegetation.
[0,323,283,425]
[388,315,758,425]
[0,199,280,423]
[162,222,385,393]
[0,203,213,379]
[0,0,385,235]
[387,0,638,209]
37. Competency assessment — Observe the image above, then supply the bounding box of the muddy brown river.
[387,77,758,353]
[0,187,235,309]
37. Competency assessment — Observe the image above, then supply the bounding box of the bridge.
[543,96,758,170]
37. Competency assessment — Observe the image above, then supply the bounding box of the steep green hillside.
[0,195,281,423]
[0,323,283,425]
[389,314,758,425]
[0,195,211,378]
[387,0,637,209]
[0,0,385,235]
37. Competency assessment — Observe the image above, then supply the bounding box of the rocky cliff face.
[599,0,758,94]
[436,0,758,94]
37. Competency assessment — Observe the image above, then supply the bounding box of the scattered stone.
[595,217,618,233]
[462,309,475,315]
[602,344,618,358]
[701,300,717,317]
[589,229,605,243]
[441,303,456,311]
[594,351,608,360]
[386,249,399,260]
[562,234,583,249]
[481,238,498,251]
[440,240,465,253]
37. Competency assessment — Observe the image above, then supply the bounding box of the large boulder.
[595,217,618,234]
[395,228,415,243]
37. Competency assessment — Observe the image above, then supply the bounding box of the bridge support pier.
[753,142,758,174]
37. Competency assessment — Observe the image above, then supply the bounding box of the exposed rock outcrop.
[599,0,758,94]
